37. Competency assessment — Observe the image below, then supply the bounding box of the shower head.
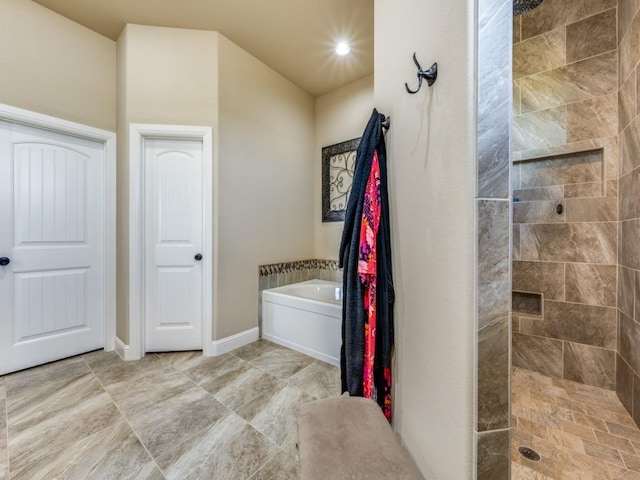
[514,0,543,16]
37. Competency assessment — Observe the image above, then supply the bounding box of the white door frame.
[129,124,213,359]
[0,103,117,353]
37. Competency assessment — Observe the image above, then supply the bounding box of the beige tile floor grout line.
[81,355,167,479]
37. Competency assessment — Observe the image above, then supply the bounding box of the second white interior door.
[145,137,204,351]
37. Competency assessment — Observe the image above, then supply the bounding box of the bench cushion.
[297,396,422,480]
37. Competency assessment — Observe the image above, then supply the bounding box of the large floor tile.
[127,386,229,458]
[32,420,158,480]
[105,368,195,419]
[286,360,340,399]
[8,392,121,479]
[83,351,166,387]
[154,351,207,372]
[0,400,7,480]
[237,385,315,452]
[156,413,278,480]
[232,340,288,362]
[248,348,314,380]
[249,449,298,480]
[4,356,90,400]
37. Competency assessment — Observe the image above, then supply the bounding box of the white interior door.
[0,120,105,375]
[144,138,204,351]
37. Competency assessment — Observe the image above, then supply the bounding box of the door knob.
[0,257,10,266]
[194,253,203,261]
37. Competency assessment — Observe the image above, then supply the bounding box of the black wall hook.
[405,53,438,94]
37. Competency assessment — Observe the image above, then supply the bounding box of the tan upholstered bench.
[297,396,422,480]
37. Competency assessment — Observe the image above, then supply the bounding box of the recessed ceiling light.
[335,42,350,56]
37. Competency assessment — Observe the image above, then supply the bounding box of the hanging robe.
[339,109,395,421]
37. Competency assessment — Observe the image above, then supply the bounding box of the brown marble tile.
[622,118,640,175]
[478,318,510,431]
[514,200,565,223]
[519,149,602,188]
[478,200,511,330]
[518,137,618,182]
[621,220,640,269]
[564,263,616,307]
[621,70,637,132]
[514,15,522,43]
[566,93,618,143]
[513,314,521,333]
[619,170,639,221]
[565,195,617,222]
[477,429,510,480]
[514,28,565,79]
[514,224,521,260]
[513,107,566,152]
[618,354,635,417]
[619,267,636,319]
[619,0,640,44]
[564,182,602,198]
[635,270,640,323]
[513,291,543,315]
[566,8,617,63]
[514,79,522,115]
[529,301,617,348]
[620,11,640,85]
[513,163,522,190]
[520,222,617,264]
[596,428,636,454]
[521,0,616,40]
[521,52,617,113]
[620,312,640,374]
[564,342,615,389]
[513,333,563,377]
[513,260,564,301]
[514,185,563,201]
[634,376,640,429]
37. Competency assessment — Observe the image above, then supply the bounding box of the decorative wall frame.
[322,137,360,222]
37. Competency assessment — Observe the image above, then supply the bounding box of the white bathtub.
[262,280,342,366]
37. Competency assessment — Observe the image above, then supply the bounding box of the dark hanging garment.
[339,109,395,421]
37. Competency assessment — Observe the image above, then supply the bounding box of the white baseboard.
[207,327,260,356]
[114,336,139,361]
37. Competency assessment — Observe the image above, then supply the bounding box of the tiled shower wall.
[511,0,619,390]
[615,0,640,426]
[512,150,618,389]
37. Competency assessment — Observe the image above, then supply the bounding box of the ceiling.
[31,0,374,97]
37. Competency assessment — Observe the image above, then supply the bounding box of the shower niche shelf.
[512,291,542,316]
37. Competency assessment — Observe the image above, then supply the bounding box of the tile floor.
[0,340,341,480]
[512,367,640,479]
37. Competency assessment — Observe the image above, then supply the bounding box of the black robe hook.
[380,114,390,131]
[405,53,438,94]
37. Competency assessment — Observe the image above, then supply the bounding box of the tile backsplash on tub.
[258,259,343,333]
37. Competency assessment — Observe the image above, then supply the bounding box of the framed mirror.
[322,137,360,222]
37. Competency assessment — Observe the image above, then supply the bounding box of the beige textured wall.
[217,35,315,339]
[116,28,130,343]
[0,0,116,131]
[375,0,476,478]
[314,75,374,260]
[116,25,220,343]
